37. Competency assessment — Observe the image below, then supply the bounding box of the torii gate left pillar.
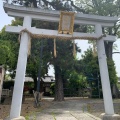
[9,16,31,120]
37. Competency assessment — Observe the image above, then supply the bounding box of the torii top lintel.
[4,3,118,27]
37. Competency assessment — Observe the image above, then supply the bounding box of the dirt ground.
[87,99,120,118]
[0,97,120,119]
[0,96,52,119]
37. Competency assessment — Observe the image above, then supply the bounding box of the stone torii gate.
[3,3,120,120]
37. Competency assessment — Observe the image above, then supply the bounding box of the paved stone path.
[31,99,102,120]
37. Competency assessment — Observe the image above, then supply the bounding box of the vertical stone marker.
[9,16,31,119]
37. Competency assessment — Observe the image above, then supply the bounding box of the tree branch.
[70,1,87,13]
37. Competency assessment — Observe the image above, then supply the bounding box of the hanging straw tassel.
[73,40,76,57]
[18,32,22,43]
[54,38,57,58]
[92,40,97,57]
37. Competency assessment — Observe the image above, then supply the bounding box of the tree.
[0,16,52,87]
[75,48,99,80]
[19,0,81,101]
[74,0,120,97]
[53,40,78,101]
[75,48,117,97]
[75,0,120,59]
[26,39,51,90]
[68,71,88,96]
[0,26,19,77]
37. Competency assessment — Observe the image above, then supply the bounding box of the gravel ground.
[87,99,120,118]
[0,97,120,119]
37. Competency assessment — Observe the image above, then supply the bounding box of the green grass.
[51,112,56,120]
[25,115,36,120]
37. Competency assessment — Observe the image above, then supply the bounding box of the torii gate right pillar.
[96,24,120,120]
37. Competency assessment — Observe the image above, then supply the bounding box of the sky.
[1,1,120,77]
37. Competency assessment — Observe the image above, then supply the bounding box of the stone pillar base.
[4,116,26,120]
[101,113,120,120]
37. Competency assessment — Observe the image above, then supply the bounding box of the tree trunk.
[32,0,37,8]
[103,27,114,59]
[104,41,113,59]
[54,65,64,101]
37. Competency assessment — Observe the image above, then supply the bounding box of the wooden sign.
[58,11,75,35]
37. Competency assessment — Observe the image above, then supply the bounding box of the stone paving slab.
[35,113,54,120]
[71,112,101,120]
[54,111,76,120]
[36,116,54,120]
[35,99,102,120]
[36,112,101,120]
[0,111,102,120]
[55,117,77,120]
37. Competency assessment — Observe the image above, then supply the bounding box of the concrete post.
[10,16,31,119]
[96,24,114,115]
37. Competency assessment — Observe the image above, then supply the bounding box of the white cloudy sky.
[1,1,120,77]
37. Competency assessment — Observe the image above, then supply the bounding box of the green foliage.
[107,59,118,84]
[50,83,55,95]
[0,18,51,81]
[117,83,120,90]
[75,0,120,59]
[76,0,119,16]
[74,48,117,98]
[68,71,87,89]
[0,41,9,65]
[11,18,23,26]
[75,48,99,78]
[0,21,20,77]
[0,40,18,72]
[26,38,52,82]
[77,48,117,85]
[53,40,77,68]
[0,27,18,41]
[24,82,34,88]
